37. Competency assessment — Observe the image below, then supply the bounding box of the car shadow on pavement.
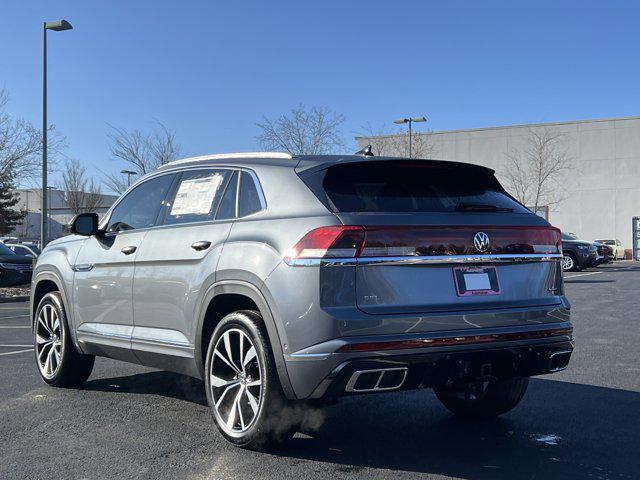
[82,372,638,479]
[278,378,639,479]
[84,371,208,406]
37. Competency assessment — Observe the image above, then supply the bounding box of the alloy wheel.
[210,328,263,434]
[35,304,63,379]
[561,255,574,271]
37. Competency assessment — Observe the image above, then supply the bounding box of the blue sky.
[1,1,639,189]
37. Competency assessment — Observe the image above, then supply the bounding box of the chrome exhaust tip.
[345,367,408,393]
[547,350,572,372]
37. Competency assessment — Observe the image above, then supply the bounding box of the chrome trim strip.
[284,258,358,267]
[358,253,562,265]
[285,253,562,267]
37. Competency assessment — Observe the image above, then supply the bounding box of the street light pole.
[41,19,72,249]
[121,170,138,188]
[393,116,427,159]
[41,23,47,249]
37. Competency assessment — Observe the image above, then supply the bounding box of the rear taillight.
[285,225,561,260]
[285,226,365,259]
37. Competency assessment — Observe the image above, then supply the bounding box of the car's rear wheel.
[34,292,95,387]
[434,377,529,419]
[561,253,578,272]
[205,310,295,449]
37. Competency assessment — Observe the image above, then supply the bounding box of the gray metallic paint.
[31,154,572,401]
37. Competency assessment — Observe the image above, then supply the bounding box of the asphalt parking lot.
[1,262,639,480]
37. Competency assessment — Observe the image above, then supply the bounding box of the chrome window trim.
[236,168,267,218]
[285,253,563,267]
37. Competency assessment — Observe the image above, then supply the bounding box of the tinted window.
[321,161,528,214]
[216,170,238,220]
[562,232,579,241]
[238,172,263,217]
[13,246,30,256]
[163,169,230,226]
[107,174,175,232]
[0,243,15,255]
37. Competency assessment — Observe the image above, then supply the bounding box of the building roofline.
[354,115,640,140]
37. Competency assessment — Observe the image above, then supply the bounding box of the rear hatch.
[297,159,564,315]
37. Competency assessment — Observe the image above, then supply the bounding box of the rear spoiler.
[294,155,496,176]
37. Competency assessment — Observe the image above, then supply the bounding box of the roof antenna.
[355,145,374,157]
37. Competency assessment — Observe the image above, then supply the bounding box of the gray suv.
[31,152,573,448]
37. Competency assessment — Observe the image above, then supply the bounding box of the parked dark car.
[561,232,597,271]
[0,242,33,287]
[7,243,41,259]
[599,243,614,263]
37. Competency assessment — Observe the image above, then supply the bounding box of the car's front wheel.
[434,377,529,419]
[34,291,95,387]
[205,310,295,449]
[561,252,578,272]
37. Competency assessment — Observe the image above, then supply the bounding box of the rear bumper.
[284,321,573,399]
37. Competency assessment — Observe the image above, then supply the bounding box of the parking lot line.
[0,315,30,320]
[0,344,33,348]
[0,348,33,356]
[0,326,30,329]
[564,271,603,279]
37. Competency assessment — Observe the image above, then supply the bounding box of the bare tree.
[502,128,573,212]
[102,122,181,194]
[101,171,129,196]
[357,122,435,158]
[256,105,345,155]
[57,159,104,215]
[0,89,65,185]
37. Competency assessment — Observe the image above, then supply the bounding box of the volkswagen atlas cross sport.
[31,152,573,448]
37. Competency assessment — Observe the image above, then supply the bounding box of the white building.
[356,116,640,250]
[9,188,118,242]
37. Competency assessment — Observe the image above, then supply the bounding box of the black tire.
[204,310,295,449]
[561,252,579,272]
[434,377,529,419]
[34,292,95,388]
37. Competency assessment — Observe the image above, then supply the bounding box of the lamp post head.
[393,118,409,124]
[45,20,73,31]
[120,170,137,175]
[410,116,427,123]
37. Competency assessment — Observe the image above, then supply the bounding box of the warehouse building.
[356,116,640,250]
[8,188,117,243]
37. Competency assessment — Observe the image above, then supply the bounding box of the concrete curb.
[0,296,29,304]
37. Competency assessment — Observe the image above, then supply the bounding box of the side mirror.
[70,213,100,237]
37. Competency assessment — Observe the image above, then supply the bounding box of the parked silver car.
[31,152,573,448]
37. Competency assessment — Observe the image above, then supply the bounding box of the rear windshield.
[321,161,528,214]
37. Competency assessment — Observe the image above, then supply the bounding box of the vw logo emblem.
[474,232,490,252]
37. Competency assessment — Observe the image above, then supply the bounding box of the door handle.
[121,245,137,255]
[191,240,212,251]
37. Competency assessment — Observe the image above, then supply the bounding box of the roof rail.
[161,151,293,168]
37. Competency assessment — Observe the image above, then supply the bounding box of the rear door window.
[163,169,231,226]
[216,170,239,220]
[238,171,264,217]
[321,161,528,214]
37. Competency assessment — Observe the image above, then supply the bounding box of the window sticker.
[170,174,223,216]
